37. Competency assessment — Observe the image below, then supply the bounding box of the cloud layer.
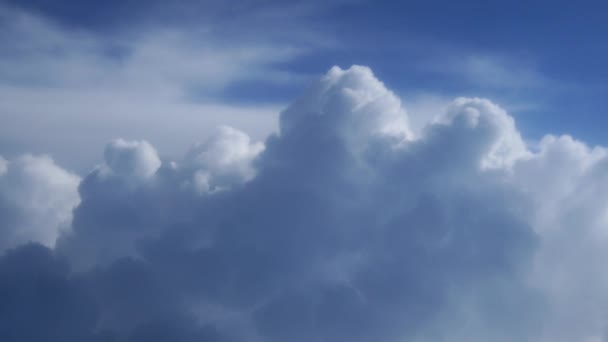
[1,65,608,341]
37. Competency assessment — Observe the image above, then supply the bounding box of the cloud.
[0,244,99,342]
[509,135,608,341]
[57,126,264,270]
[103,139,162,181]
[1,65,608,341]
[0,154,80,252]
[280,65,412,148]
[0,5,300,171]
[418,53,548,91]
[184,126,265,193]
[0,156,7,175]
[439,97,529,169]
[5,0,359,33]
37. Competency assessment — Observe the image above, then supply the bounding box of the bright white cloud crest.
[0,154,80,251]
[281,65,412,146]
[184,126,265,193]
[104,139,162,181]
[1,65,608,342]
[441,97,529,169]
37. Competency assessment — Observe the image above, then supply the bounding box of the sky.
[1,0,608,171]
[2,1,608,341]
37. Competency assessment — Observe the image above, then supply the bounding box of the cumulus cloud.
[103,139,162,181]
[57,127,263,270]
[2,65,608,342]
[280,65,412,148]
[438,97,529,169]
[0,154,80,252]
[184,126,265,193]
[509,135,608,341]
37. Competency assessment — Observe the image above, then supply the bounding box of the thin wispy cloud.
[0,5,313,170]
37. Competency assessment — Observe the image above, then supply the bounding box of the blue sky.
[3,1,608,342]
[25,0,608,120]
[1,0,608,171]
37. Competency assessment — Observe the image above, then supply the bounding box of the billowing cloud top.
[1,65,608,342]
[103,139,162,181]
[184,126,265,193]
[281,65,412,147]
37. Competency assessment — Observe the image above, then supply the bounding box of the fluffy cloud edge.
[1,65,608,341]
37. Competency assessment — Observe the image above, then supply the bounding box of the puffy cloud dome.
[184,126,264,192]
[280,65,412,150]
[104,139,161,181]
[0,154,80,251]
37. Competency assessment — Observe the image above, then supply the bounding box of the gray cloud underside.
[1,65,608,342]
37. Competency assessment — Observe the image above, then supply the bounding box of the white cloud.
[280,65,412,157]
[439,97,529,169]
[184,126,265,193]
[59,65,543,341]
[509,135,608,341]
[0,154,80,251]
[418,52,548,90]
[461,55,546,89]
[57,128,264,269]
[400,92,451,134]
[104,139,162,181]
[0,5,297,171]
[2,64,608,342]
